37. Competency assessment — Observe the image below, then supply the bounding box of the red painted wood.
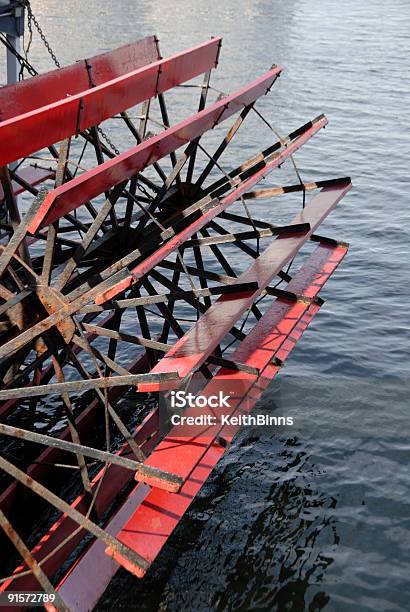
[138,180,351,392]
[105,242,348,576]
[27,65,282,233]
[107,443,225,578]
[0,38,222,167]
[0,36,160,122]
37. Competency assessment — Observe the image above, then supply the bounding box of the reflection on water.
[99,431,338,611]
[3,0,410,609]
[99,378,410,610]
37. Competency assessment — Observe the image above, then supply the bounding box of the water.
[3,0,410,609]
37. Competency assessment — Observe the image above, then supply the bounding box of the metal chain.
[135,180,153,199]
[97,126,120,156]
[24,0,60,68]
[22,1,121,156]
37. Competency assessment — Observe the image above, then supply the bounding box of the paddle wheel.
[0,31,351,610]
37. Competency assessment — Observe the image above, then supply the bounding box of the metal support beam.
[0,2,25,38]
[0,422,183,490]
[0,372,179,400]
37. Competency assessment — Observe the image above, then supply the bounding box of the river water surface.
[3,1,410,610]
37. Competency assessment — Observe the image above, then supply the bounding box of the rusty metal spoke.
[0,454,151,574]
[193,103,254,192]
[120,110,167,182]
[0,509,70,610]
[0,183,46,277]
[40,138,71,285]
[0,423,182,489]
[53,181,127,292]
[186,69,212,184]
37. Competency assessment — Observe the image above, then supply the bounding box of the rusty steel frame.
[0,32,352,608]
